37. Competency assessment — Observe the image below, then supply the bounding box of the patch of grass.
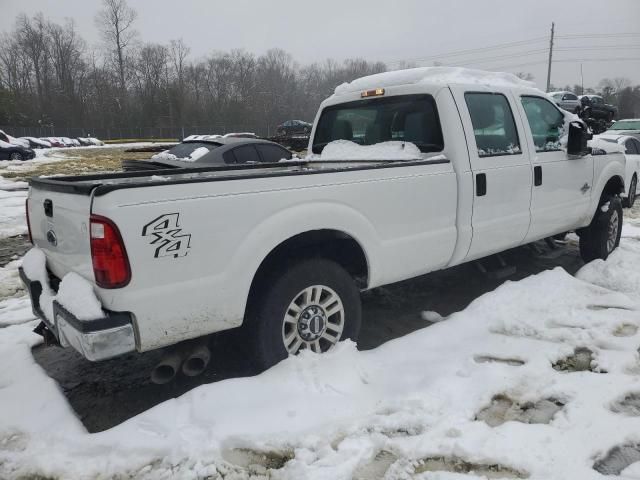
[1,148,153,181]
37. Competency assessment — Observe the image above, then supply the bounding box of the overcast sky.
[2,0,639,90]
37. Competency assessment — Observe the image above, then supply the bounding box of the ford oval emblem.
[46,230,58,246]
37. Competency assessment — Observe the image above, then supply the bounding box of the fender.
[223,201,380,320]
[588,152,626,220]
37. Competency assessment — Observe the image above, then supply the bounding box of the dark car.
[276,120,312,137]
[122,138,293,171]
[0,141,36,161]
[580,95,618,121]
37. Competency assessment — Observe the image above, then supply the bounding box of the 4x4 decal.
[142,213,191,258]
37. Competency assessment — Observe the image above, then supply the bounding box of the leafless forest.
[1,0,638,138]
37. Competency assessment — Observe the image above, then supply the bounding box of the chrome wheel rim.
[282,285,344,355]
[607,209,619,252]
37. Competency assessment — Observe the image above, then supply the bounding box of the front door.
[517,95,594,242]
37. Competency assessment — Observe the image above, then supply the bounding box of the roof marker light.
[361,88,385,98]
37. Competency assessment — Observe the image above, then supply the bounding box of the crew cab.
[20,68,626,377]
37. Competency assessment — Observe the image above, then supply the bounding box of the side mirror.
[567,121,592,157]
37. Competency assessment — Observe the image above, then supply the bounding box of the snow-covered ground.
[0,173,639,478]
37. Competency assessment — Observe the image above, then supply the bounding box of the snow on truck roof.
[334,67,537,96]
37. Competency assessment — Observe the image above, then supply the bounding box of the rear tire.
[243,258,361,372]
[9,152,23,161]
[623,175,637,208]
[579,196,623,262]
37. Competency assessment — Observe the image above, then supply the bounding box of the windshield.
[166,141,220,158]
[312,94,444,154]
[609,120,640,130]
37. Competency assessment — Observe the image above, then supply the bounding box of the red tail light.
[90,214,131,288]
[25,198,33,244]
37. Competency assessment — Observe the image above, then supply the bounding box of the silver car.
[604,118,640,141]
[548,91,582,114]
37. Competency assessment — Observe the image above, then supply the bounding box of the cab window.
[464,92,521,157]
[520,96,565,152]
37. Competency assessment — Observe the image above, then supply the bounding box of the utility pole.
[546,22,555,92]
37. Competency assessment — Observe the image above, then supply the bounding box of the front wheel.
[579,196,623,262]
[624,175,637,208]
[244,258,361,371]
[9,152,23,161]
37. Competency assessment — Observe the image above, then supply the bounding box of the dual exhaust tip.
[151,341,211,385]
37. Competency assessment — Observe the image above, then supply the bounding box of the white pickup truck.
[20,68,626,381]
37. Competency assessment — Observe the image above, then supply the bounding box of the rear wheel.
[244,258,361,371]
[579,196,623,262]
[9,152,23,161]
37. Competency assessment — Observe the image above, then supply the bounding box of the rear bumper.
[19,267,136,361]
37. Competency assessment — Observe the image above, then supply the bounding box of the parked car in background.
[0,140,36,160]
[20,137,51,149]
[123,138,292,171]
[548,91,581,113]
[604,118,640,140]
[580,95,617,121]
[276,120,312,137]
[0,129,30,148]
[59,137,75,147]
[592,133,640,208]
[42,137,65,147]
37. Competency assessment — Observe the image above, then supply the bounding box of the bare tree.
[95,0,138,94]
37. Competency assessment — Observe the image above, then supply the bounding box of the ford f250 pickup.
[20,68,626,381]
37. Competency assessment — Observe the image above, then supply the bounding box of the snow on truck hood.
[334,66,537,96]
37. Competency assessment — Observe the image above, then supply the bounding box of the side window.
[625,139,639,155]
[521,96,565,152]
[232,145,260,163]
[258,144,292,162]
[565,93,578,100]
[222,150,236,164]
[464,92,521,157]
[634,139,640,154]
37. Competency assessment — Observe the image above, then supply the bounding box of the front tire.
[579,196,623,262]
[624,175,637,208]
[9,152,23,161]
[244,258,361,371]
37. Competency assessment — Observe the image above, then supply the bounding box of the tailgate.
[27,186,94,281]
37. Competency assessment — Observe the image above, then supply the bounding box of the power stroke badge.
[142,213,191,258]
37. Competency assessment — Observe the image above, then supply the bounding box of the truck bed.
[29,158,448,196]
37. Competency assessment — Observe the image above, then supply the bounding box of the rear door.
[451,87,532,261]
[517,94,594,241]
[27,186,94,280]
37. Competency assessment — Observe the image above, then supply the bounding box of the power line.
[556,32,640,39]
[446,48,548,67]
[385,36,547,65]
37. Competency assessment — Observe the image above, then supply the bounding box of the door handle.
[534,166,542,186]
[476,173,487,196]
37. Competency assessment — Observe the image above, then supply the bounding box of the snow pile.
[21,248,104,321]
[335,67,537,96]
[317,140,422,160]
[0,177,28,239]
[151,151,178,161]
[181,146,210,162]
[1,236,640,478]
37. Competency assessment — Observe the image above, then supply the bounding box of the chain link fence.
[0,124,274,141]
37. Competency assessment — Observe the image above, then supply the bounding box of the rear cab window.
[464,92,521,157]
[312,94,444,155]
